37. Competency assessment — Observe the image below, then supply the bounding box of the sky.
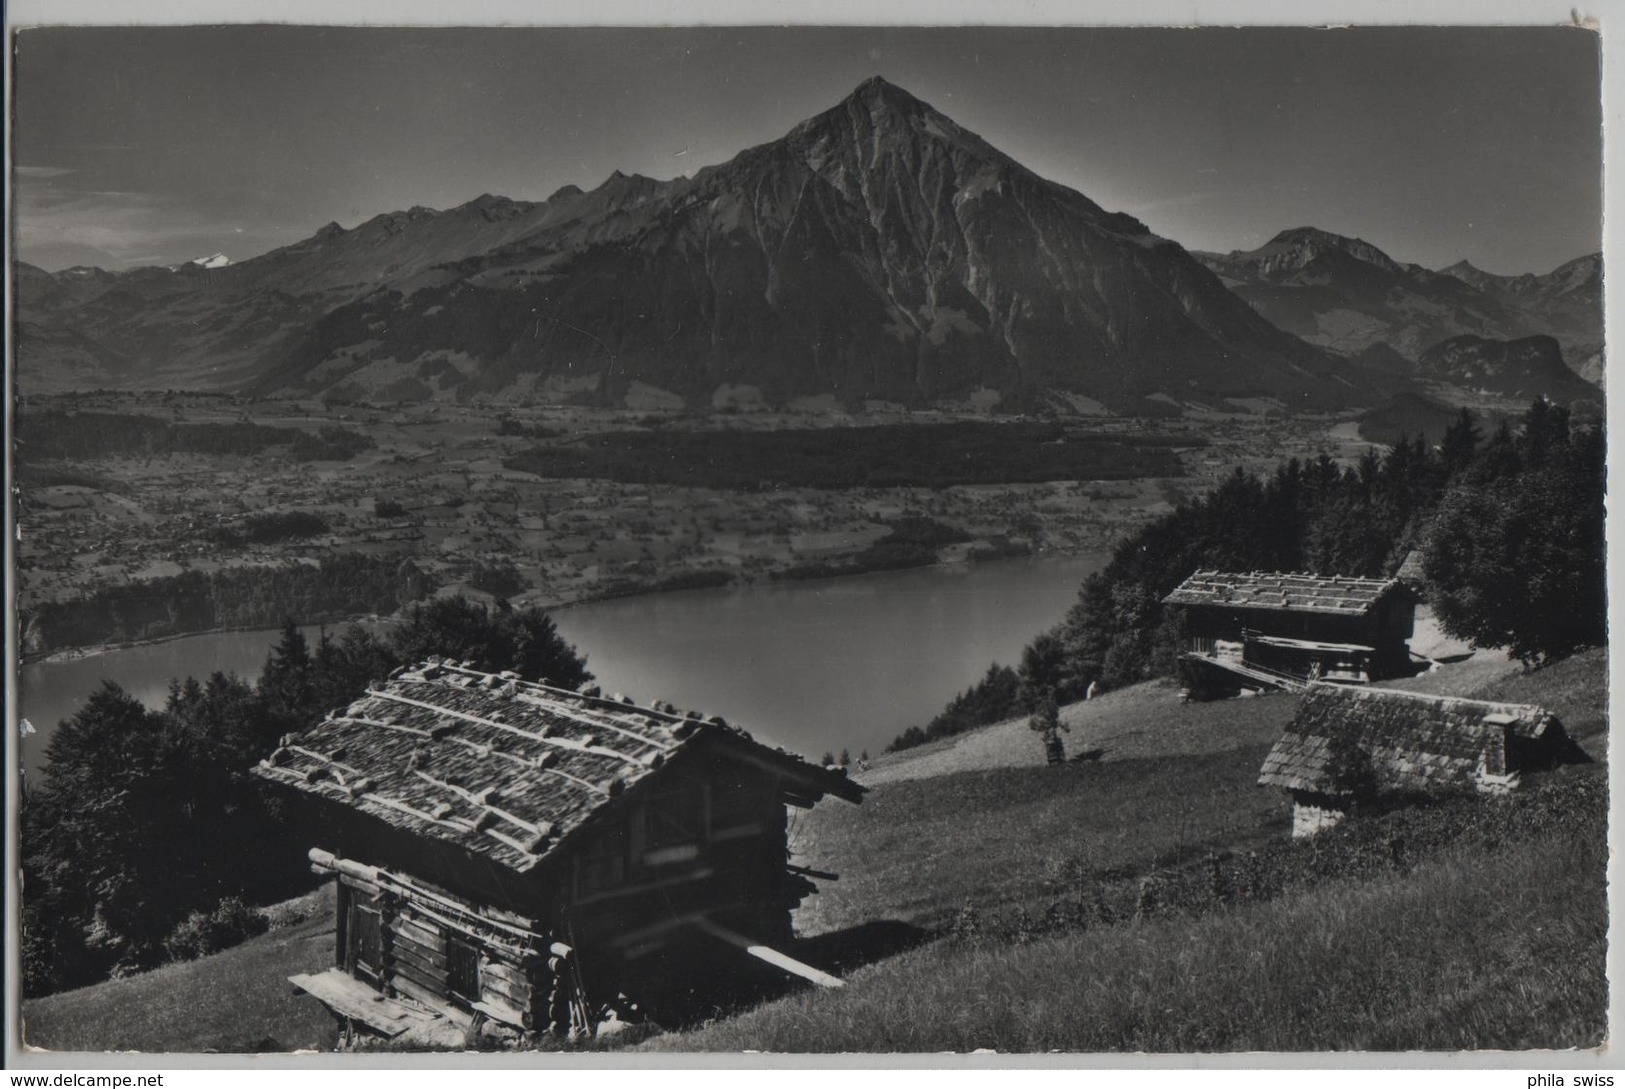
[11,24,1603,275]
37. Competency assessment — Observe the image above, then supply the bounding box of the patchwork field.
[15,392,1382,659]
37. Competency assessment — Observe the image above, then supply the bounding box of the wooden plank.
[368,687,644,766]
[570,866,716,908]
[386,872,547,940]
[288,970,423,1037]
[389,956,451,1000]
[476,968,532,1012]
[479,958,531,988]
[485,903,544,930]
[390,917,447,954]
[709,822,765,842]
[337,714,435,740]
[310,848,381,885]
[389,974,461,1020]
[392,940,450,975]
[695,919,845,988]
[511,691,676,752]
[398,897,533,958]
[337,873,383,898]
[471,996,528,1031]
[334,882,349,970]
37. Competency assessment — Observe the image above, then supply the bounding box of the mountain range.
[14,78,1601,413]
[1194,229,1602,386]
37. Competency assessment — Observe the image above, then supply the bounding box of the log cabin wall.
[558,747,803,1004]
[317,850,583,1038]
[266,659,865,1036]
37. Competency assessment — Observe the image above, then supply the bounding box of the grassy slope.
[648,827,1606,1052]
[649,647,1609,1052]
[20,649,1606,1054]
[22,888,340,1054]
[861,676,1297,785]
[791,708,1295,938]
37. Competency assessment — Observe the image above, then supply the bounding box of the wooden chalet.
[1257,683,1587,837]
[253,657,864,1045]
[1163,570,1417,698]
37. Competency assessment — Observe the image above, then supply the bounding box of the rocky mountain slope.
[1416,334,1600,404]
[1439,255,1604,385]
[18,79,1391,414]
[1195,229,1602,383]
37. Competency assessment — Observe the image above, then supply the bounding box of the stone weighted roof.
[1163,570,1408,616]
[1257,682,1574,796]
[252,658,862,875]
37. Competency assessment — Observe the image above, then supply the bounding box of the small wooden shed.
[1163,570,1417,697]
[253,657,864,1044]
[1257,682,1586,837]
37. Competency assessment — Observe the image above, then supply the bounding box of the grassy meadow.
[789,708,1295,938]
[648,815,1605,1052]
[21,887,340,1054]
[20,649,1607,1054]
[649,649,1608,1052]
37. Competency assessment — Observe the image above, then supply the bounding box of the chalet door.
[446,936,481,1004]
[346,898,385,986]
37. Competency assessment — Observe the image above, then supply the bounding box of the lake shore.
[20,551,1111,778]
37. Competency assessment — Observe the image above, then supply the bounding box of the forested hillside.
[19,554,430,657]
[891,401,1604,752]
[19,598,592,998]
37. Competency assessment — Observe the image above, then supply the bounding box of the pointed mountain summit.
[19,78,1381,410]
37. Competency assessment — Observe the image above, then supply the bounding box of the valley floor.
[16,393,1380,659]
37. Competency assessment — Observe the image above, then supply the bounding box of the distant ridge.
[1195,229,1601,382]
[18,78,1400,411]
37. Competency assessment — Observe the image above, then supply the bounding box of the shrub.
[163,898,270,963]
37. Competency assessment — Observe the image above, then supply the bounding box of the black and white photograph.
[5,7,1613,1065]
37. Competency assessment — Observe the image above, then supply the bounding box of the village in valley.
[7,23,1611,1063]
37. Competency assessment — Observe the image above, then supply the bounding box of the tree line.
[16,410,375,463]
[21,597,593,998]
[505,421,1190,490]
[20,554,429,657]
[888,401,1605,753]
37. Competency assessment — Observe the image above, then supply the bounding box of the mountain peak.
[783,75,1005,175]
[1256,227,1402,274]
[847,75,922,108]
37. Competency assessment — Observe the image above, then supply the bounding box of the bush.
[467,558,527,598]
[163,898,270,963]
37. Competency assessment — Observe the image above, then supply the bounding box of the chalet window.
[644,783,703,850]
[447,937,481,1002]
[710,771,764,834]
[579,818,629,893]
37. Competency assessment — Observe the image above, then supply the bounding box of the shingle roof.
[1163,570,1406,615]
[1257,682,1562,796]
[252,658,863,875]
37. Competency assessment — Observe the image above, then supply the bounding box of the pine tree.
[257,620,314,729]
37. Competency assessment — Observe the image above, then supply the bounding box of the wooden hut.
[254,657,864,1045]
[1163,570,1417,697]
[1257,682,1587,837]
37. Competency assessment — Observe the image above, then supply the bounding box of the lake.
[17,553,1105,780]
